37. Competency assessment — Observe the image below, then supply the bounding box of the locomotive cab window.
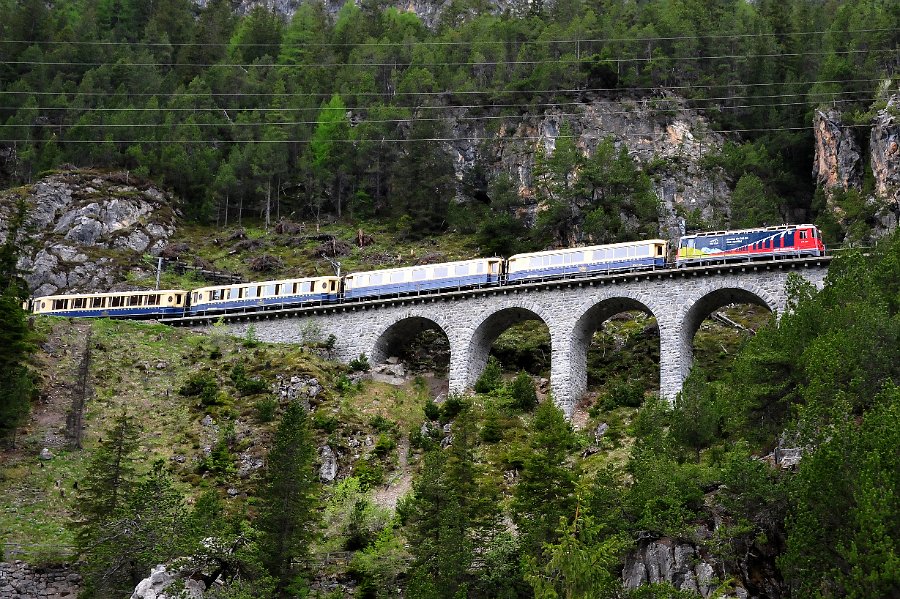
[330,281,337,291]
[799,231,808,239]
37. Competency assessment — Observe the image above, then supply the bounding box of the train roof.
[33,289,188,301]
[508,239,668,261]
[681,224,818,239]
[193,275,340,293]
[345,256,501,279]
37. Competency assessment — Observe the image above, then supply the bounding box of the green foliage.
[179,372,219,405]
[474,356,503,394]
[438,393,468,423]
[598,378,645,411]
[373,433,397,459]
[423,399,440,421]
[229,363,268,396]
[349,354,371,372]
[512,400,578,560]
[254,397,278,423]
[256,400,320,594]
[780,385,900,598]
[508,371,538,411]
[729,173,782,229]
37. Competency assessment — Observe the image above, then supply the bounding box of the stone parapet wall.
[0,562,81,599]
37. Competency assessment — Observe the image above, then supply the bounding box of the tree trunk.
[265,179,271,232]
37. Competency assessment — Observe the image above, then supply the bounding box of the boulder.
[319,445,338,482]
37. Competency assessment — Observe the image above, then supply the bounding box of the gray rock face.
[0,170,177,297]
[869,95,900,234]
[0,561,82,598]
[131,564,205,599]
[448,96,731,242]
[319,445,338,482]
[813,109,862,192]
[622,539,733,598]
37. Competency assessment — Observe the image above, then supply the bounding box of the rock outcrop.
[0,170,177,297]
[447,94,731,241]
[812,109,862,192]
[0,561,81,599]
[131,564,205,599]
[622,538,753,598]
[869,96,900,232]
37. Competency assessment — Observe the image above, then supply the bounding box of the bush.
[254,397,277,423]
[313,411,339,433]
[423,400,439,421]
[349,354,371,372]
[480,411,504,444]
[599,378,645,410]
[474,357,503,393]
[354,458,384,490]
[373,434,396,459]
[368,415,398,434]
[179,372,217,397]
[439,393,468,423]
[508,372,538,411]
[230,363,268,396]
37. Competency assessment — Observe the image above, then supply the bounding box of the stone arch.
[565,293,663,408]
[370,310,453,365]
[666,283,778,398]
[461,299,553,390]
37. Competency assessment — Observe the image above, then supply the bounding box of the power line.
[0,27,895,48]
[4,47,895,69]
[0,124,871,145]
[0,88,876,113]
[0,98,875,129]
[0,78,888,98]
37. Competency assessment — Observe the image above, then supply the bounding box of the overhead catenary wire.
[0,88,879,114]
[0,123,877,145]
[4,46,896,69]
[0,27,896,47]
[0,97,878,128]
[0,78,888,98]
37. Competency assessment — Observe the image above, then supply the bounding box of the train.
[26,224,825,320]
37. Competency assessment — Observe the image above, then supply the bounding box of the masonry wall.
[0,562,81,599]
[216,262,828,416]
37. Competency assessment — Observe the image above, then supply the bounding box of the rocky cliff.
[0,170,177,297]
[447,93,731,240]
[812,94,900,238]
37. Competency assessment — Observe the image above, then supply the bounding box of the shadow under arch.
[371,316,450,366]
[466,306,549,388]
[569,296,661,405]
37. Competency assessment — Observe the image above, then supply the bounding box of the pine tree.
[257,400,320,595]
[512,400,578,560]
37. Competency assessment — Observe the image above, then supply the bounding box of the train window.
[274,284,282,295]
[263,285,275,296]
[148,294,159,305]
[413,269,427,281]
[549,254,563,266]
[53,299,64,310]
[799,231,807,239]
[110,296,122,307]
[211,289,222,301]
[614,247,627,259]
[454,264,469,276]
[41,301,46,310]
[391,271,405,283]
[91,297,104,308]
[434,267,448,278]
[370,274,382,285]
[475,263,484,274]
[73,298,85,309]
[330,281,336,291]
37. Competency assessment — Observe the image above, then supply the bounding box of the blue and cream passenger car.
[344,258,503,300]
[507,239,668,282]
[188,276,341,314]
[30,289,188,318]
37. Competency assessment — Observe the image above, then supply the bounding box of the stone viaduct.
[179,258,830,417]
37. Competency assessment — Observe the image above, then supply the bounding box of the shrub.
[230,363,268,396]
[179,372,217,397]
[349,354,371,372]
[474,357,503,393]
[369,415,398,434]
[373,434,396,459]
[599,378,645,410]
[423,400,439,421]
[480,411,504,444]
[508,372,538,411]
[354,458,384,490]
[254,397,277,423]
[439,393,468,423]
[313,411,340,433]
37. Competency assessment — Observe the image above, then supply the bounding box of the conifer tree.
[512,400,577,560]
[257,400,319,596]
